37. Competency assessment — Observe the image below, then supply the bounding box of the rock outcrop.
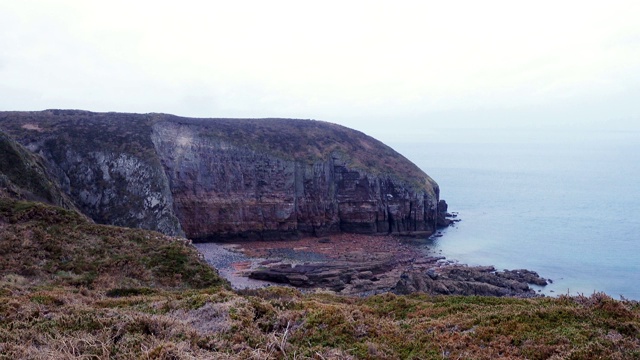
[393,266,548,297]
[0,110,443,241]
[243,243,547,297]
[248,260,398,293]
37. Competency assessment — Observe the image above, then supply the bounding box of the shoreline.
[195,233,550,297]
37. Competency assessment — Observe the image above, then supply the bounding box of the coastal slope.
[1,197,638,359]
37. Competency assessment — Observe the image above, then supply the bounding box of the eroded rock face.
[151,121,439,240]
[0,110,442,240]
[151,122,333,240]
[0,111,184,236]
[51,149,182,235]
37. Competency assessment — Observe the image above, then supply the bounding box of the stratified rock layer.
[0,110,442,241]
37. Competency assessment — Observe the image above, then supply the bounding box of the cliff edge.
[0,110,442,241]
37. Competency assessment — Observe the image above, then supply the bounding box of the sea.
[388,127,640,300]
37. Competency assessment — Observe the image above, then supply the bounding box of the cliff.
[0,110,442,241]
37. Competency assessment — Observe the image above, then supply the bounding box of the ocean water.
[389,128,640,299]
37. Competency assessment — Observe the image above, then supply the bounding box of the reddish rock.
[151,118,441,240]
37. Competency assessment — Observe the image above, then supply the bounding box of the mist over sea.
[390,128,640,300]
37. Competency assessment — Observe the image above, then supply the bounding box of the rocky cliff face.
[0,111,183,236]
[0,129,76,209]
[0,110,442,241]
[151,120,439,240]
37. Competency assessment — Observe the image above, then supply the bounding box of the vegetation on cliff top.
[0,110,160,167]
[1,197,639,359]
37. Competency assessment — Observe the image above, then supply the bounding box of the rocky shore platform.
[196,234,549,298]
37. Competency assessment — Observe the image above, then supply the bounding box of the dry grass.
[0,198,227,290]
[1,285,638,359]
[0,198,639,359]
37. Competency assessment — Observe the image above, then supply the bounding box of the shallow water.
[390,128,640,299]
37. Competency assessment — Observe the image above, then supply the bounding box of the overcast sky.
[1,1,639,140]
